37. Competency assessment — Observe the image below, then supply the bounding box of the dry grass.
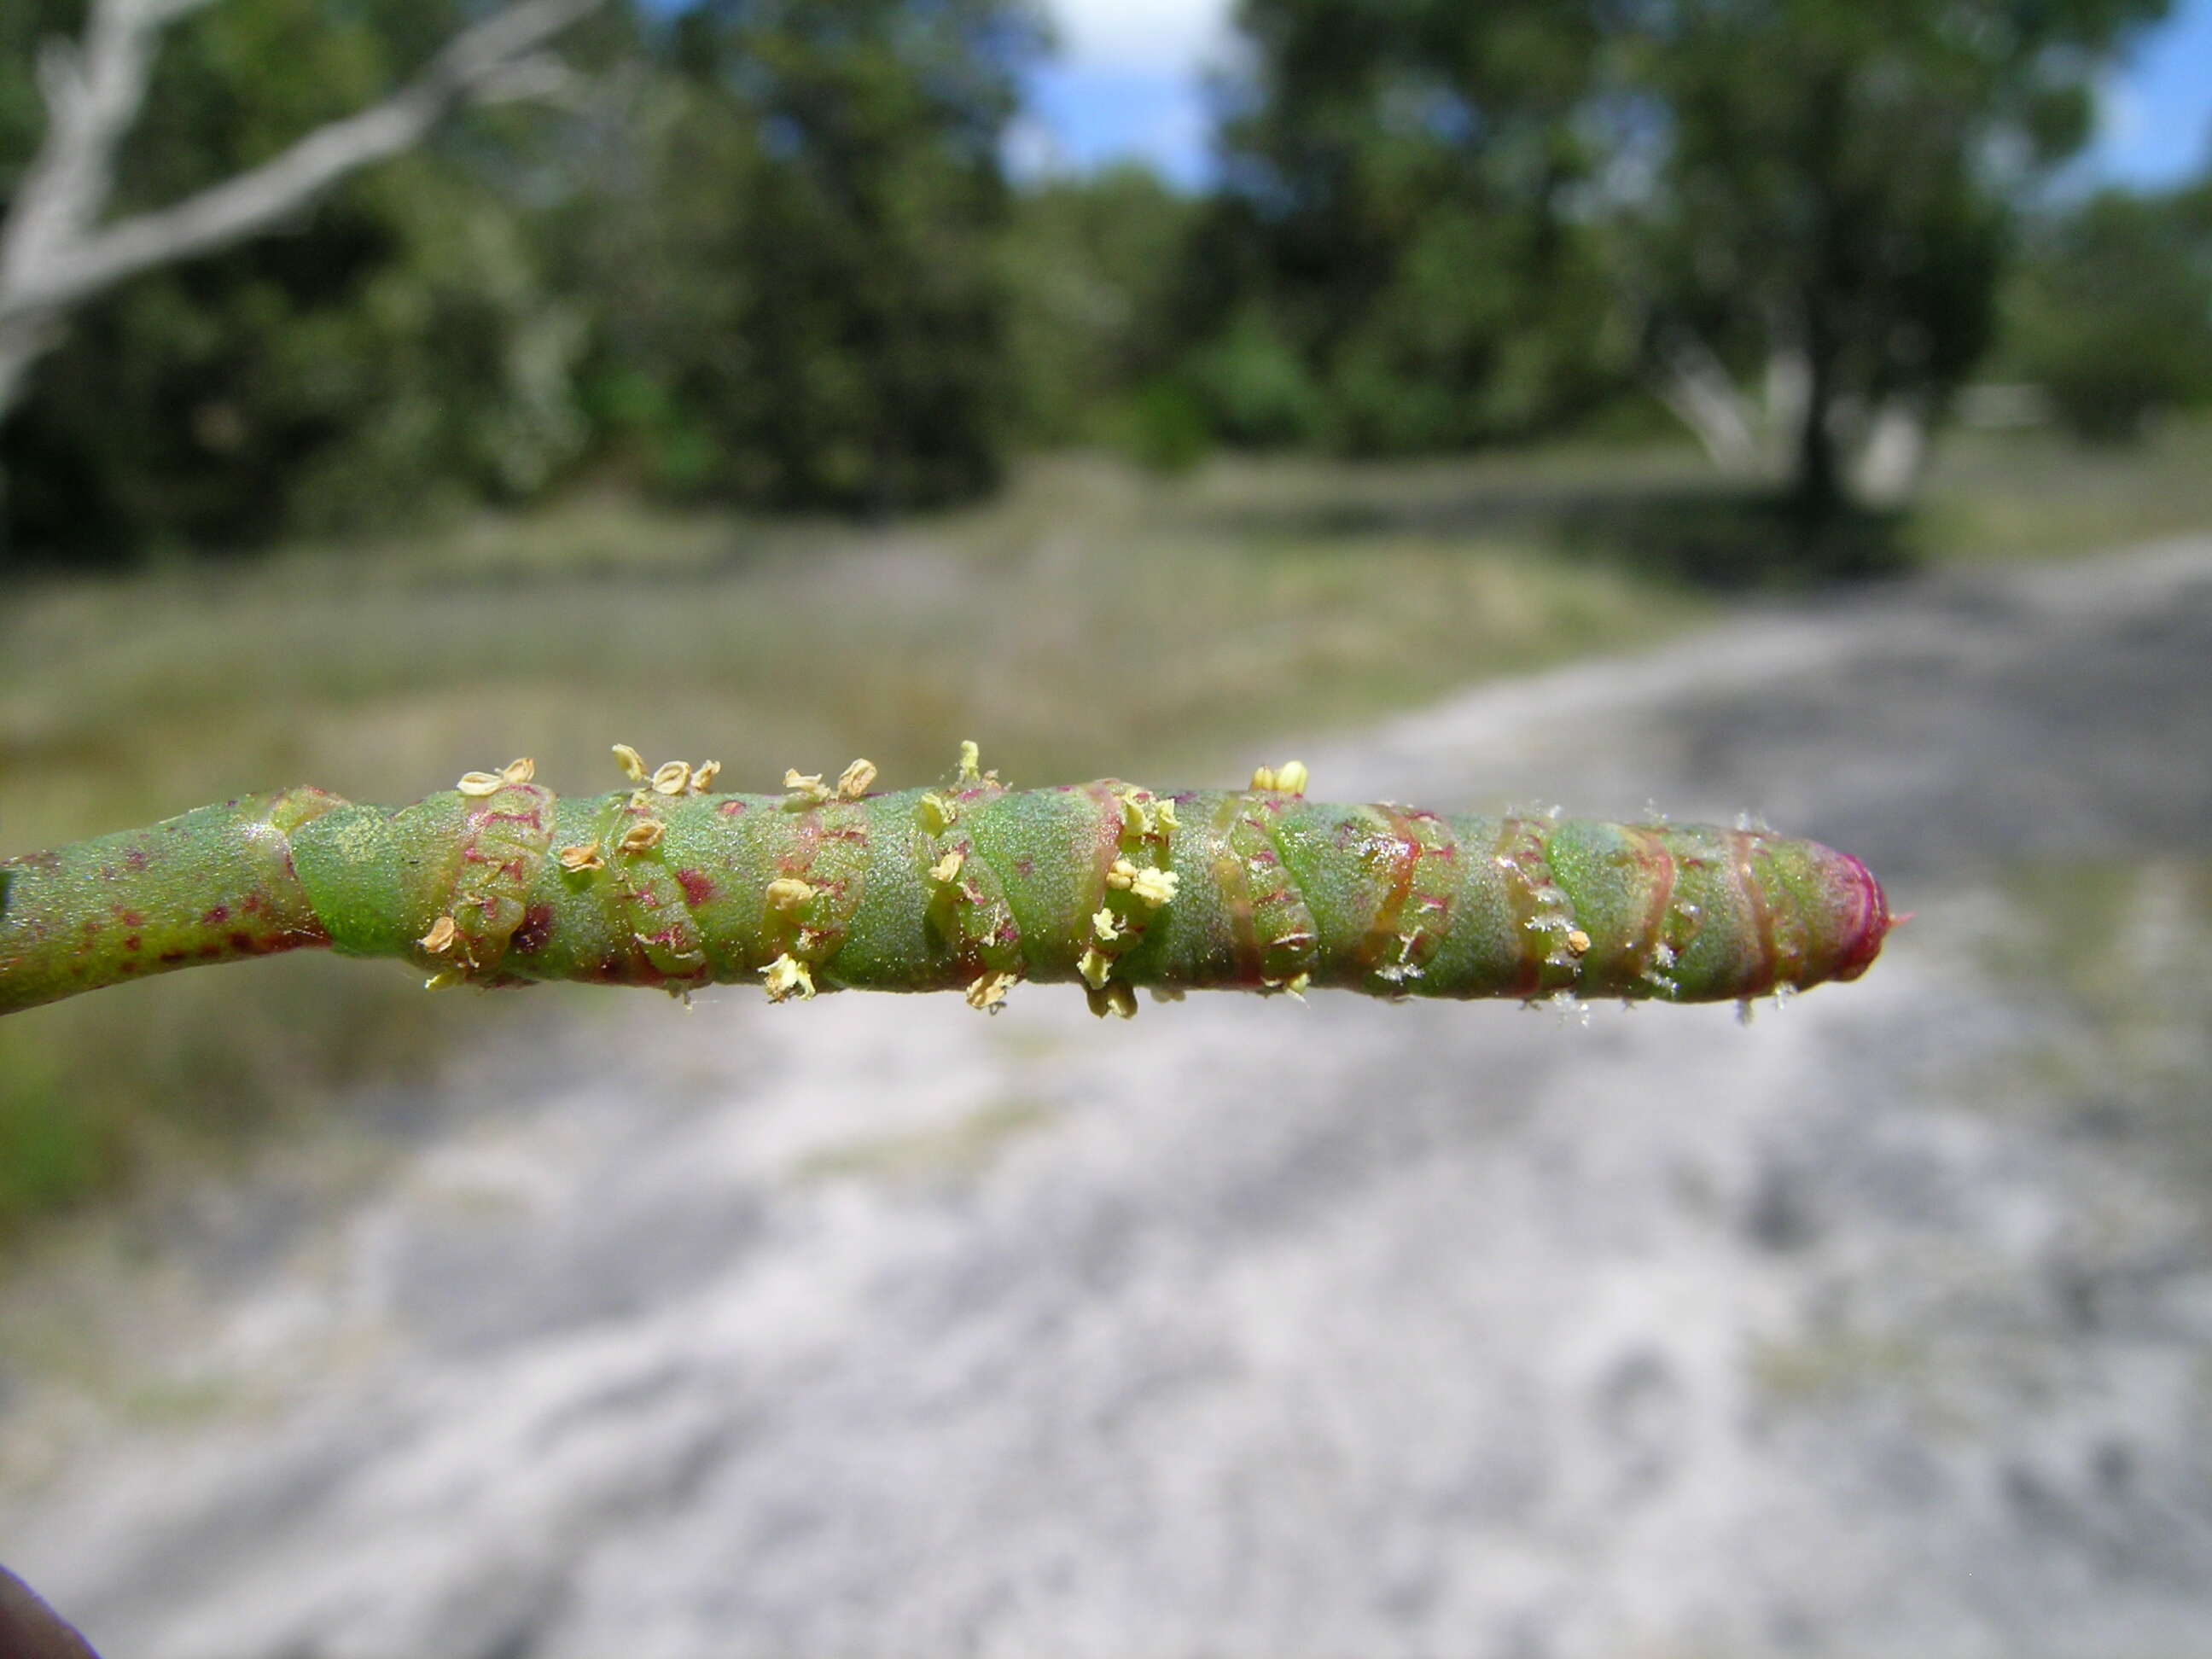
[1920,415,2212,563]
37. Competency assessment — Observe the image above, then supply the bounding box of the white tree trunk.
[1650,327,1940,513]
[1853,394,1933,509]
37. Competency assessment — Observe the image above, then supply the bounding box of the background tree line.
[2,0,2208,564]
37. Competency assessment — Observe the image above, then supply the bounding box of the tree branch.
[1,0,215,302]
[1645,325,1765,476]
[0,0,601,346]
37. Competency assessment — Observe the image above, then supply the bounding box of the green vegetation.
[557,0,1041,511]
[1,770,1892,1015]
[8,0,2207,562]
[1921,416,2212,562]
[1180,0,2178,530]
[0,0,594,558]
[0,453,1701,1231]
[3,0,2209,1241]
[8,419,2208,1231]
[1999,182,2212,444]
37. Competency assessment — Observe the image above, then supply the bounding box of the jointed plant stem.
[0,745,1893,1019]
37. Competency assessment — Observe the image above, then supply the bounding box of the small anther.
[964,969,1018,1012]
[760,953,816,1003]
[1129,867,1179,907]
[1086,981,1138,1021]
[765,876,815,911]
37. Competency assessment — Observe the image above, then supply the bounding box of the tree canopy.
[0,0,2201,563]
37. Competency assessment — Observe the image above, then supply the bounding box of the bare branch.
[3,0,187,297]
[0,0,601,346]
[474,50,590,110]
[1646,326,1764,477]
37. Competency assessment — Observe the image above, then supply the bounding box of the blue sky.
[1022,0,2212,192]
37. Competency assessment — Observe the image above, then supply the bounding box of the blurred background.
[2,0,2211,1653]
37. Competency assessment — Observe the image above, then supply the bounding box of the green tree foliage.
[0,0,589,560]
[1197,0,2171,527]
[1001,163,1202,462]
[1,0,1042,554]
[1619,0,2174,518]
[2000,181,2212,442]
[563,0,1043,513]
[1188,0,1630,454]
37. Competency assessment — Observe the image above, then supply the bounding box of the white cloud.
[1044,0,1237,78]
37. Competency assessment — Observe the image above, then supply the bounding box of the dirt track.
[6,538,2212,1659]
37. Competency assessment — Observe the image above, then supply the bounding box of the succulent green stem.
[1,748,1893,1019]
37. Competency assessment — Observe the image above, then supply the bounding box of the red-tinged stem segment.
[0,751,1894,1019]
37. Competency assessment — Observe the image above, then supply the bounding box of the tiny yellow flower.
[557,844,604,872]
[418,914,458,953]
[1129,866,1179,907]
[612,743,648,783]
[618,820,666,855]
[836,759,878,800]
[963,969,1017,1013]
[765,876,816,911]
[760,953,815,1003]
